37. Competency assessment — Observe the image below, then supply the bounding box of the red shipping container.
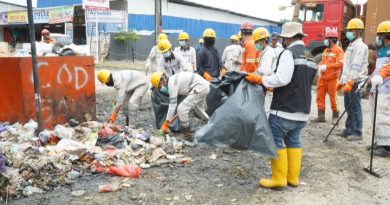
[0,56,96,128]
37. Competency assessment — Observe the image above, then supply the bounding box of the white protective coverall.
[146,46,163,72]
[166,72,210,127]
[157,51,192,77]
[257,45,277,76]
[340,38,368,84]
[174,46,197,72]
[112,70,149,126]
[222,44,242,72]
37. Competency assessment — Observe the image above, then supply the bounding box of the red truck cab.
[292,0,356,62]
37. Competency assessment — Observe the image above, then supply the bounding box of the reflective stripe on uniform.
[246,59,256,63]
[322,53,337,57]
[294,58,317,70]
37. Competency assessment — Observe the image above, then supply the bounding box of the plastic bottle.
[99,183,120,193]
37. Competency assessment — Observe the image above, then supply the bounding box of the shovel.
[363,87,387,178]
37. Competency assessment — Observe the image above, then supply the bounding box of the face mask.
[324,39,329,47]
[376,36,383,47]
[346,32,356,41]
[160,85,168,94]
[162,52,170,58]
[255,43,263,51]
[179,41,186,47]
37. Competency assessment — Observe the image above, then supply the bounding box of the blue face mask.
[179,40,186,47]
[160,85,168,94]
[376,36,383,47]
[255,43,263,51]
[346,32,356,41]
[324,39,329,47]
[162,52,170,58]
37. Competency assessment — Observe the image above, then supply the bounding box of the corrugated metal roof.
[37,0,81,8]
[129,14,281,39]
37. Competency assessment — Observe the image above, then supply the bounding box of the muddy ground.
[11,66,390,205]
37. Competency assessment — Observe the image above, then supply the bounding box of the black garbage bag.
[96,135,125,149]
[195,79,277,158]
[150,88,184,133]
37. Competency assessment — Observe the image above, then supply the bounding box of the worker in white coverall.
[270,32,284,58]
[222,34,242,72]
[150,71,210,141]
[338,18,368,141]
[145,33,169,72]
[156,39,192,77]
[253,27,277,76]
[174,32,197,72]
[97,69,148,128]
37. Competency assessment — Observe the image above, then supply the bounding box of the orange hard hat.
[41,29,50,35]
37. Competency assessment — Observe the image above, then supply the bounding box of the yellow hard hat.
[199,38,204,44]
[203,28,216,38]
[150,71,164,89]
[158,33,168,41]
[230,35,239,41]
[157,39,172,53]
[178,32,189,40]
[346,18,364,30]
[237,31,242,39]
[252,27,270,42]
[97,69,111,84]
[377,21,390,33]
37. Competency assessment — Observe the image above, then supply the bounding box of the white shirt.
[174,46,197,71]
[263,40,309,122]
[340,38,368,83]
[112,70,148,108]
[221,44,242,72]
[272,42,284,58]
[157,51,192,77]
[257,46,277,76]
[146,46,162,65]
[166,72,210,120]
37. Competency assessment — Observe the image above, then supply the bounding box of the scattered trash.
[99,183,120,193]
[0,153,6,172]
[67,170,80,180]
[38,130,51,144]
[107,165,142,178]
[210,153,218,160]
[68,119,80,127]
[23,186,44,196]
[96,135,125,149]
[54,125,75,139]
[71,190,86,197]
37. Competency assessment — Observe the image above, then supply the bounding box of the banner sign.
[8,10,27,24]
[33,9,49,24]
[0,13,7,25]
[83,0,110,10]
[49,6,74,24]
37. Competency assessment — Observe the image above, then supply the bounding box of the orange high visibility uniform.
[379,63,390,79]
[316,44,344,112]
[240,40,260,73]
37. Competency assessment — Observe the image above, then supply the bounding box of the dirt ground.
[11,65,390,205]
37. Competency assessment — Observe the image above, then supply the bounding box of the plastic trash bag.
[96,135,125,149]
[107,164,142,178]
[151,88,185,133]
[54,124,75,139]
[195,80,277,158]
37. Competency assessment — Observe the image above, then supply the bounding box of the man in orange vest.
[313,30,344,124]
[240,22,260,73]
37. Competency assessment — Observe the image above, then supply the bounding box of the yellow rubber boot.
[287,148,302,187]
[259,149,287,189]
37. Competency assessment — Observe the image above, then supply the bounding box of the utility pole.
[155,0,162,42]
[26,0,43,132]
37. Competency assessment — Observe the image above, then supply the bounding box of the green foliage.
[114,30,140,42]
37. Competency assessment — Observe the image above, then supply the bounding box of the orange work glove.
[343,80,354,93]
[220,68,227,77]
[203,72,212,81]
[108,112,118,123]
[245,73,263,85]
[336,82,343,91]
[160,120,170,134]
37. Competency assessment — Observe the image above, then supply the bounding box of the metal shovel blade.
[363,166,387,178]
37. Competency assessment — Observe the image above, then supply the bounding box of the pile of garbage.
[0,120,193,200]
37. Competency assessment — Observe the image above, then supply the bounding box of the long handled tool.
[323,77,370,142]
[363,87,387,177]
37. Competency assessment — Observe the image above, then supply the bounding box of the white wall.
[0,0,37,7]
[127,0,277,26]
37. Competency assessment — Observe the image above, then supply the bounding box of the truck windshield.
[298,4,324,22]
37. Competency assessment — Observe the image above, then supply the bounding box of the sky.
[187,0,368,22]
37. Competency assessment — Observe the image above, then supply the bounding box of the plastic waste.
[23,120,38,132]
[99,183,120,193]
[54,124,75,139]
[68,119,80,127]
[0,153,5,172]
[54,139,86,152]
[98,126,118,138]
[107,164,142,178]
[38,130,51,144]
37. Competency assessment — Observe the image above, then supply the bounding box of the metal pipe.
[26,0,43,132]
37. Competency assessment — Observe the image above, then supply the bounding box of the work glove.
[203,72,212,81]
[108,111,118,123]
[220,68,227,77]
[245,73,263,85]
[343,80,354,93]
[336,81,343,91]
[160,120,170,134]
[371,75,384,89]
[319,64,327,72]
